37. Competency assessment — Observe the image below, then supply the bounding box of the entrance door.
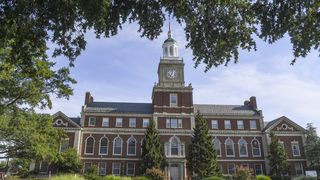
[170,164,180,180]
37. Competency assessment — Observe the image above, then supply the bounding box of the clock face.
[167,68,177,79]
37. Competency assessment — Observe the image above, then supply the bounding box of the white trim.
[250,120,257,130]
[112,162,121,175]
[98,162,107,176]
[116,118,123,127]
[224,120,231,129]
[129,118,136,128]
[84,135,95,155]
[127,136,137,156]
[126,163,135,176]
[254,163,263,175]
[213,138,221,157]
[238,138,248,157]
[211,120,218,129]
[227,164,235,174]
[99,136,109,155]
[291,141,301,157]
[251,138,261,157]
[225,137,235,157]
[113,135,123,155]
[142,118,150,128]
[170,93,178,107]
[237,120,244,129]
[88,117,96,126]
[102,117,109,127]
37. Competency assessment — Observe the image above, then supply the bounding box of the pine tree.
[140,119,164,173]
[187,111,220,178]
[268,132,289,176]
[305,123,320,174]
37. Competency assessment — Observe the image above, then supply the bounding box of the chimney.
[84,92,93,105]
[249,96,257,110]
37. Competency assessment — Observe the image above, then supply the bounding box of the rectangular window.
[171,119,177,128]
[170,94,177,107]
[102,117,109,127]
[60,138,69,152]
[166,119,170,128]
[237,120,244,129]
[225,120,231,129]
[129,118,136,128]
[39,161,49,173]
[127,163,135,176]
[292,142,301,156]
[84,162,92,173]
[227,164,235,174]
[211,120,218,129]
[99,162,107,176]
[116,118,123,127]
[254,164,263,175]
[112,162,121,175]
[178,119,182,128]
[250,120,257,129]
[295,163,303,175]
[143,118,150,128]
[89,117,96,126]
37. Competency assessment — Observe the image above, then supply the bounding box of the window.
[225,138,234,156]
[170,94,177,107]
[213,138,221,156]
[84,162,92,173]
[99,137,108,155]
[143,118,149,128]
[252,139,261,157]
[238,138,248,156]
[292,142,301,156]
[60,138,69,152]
[178,119,182,128]
[254,164,263,175]
[116,118,123,127]
[250,120,257,129]
[112,162,121,175]
[227,164,235,174]
[127,163,135,176]
[127,137,136,155]
[170,46,174,56]
[211,120,218,129]
[171,138,179,156]
[89,117,96,126]
[166,118,182,128]
[85,136,94,154]
[102,117,109,127]
[113,137,122,155]
[99,162,106,175]
[237,120,244,129]
[295,163,303,175]
[129,118,136,127]
[39,161,49,173]
[225,120,231,129]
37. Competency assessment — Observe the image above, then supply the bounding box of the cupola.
[162,24,179,59]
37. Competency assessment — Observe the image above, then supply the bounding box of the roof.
[194,104,258,116]
[69,117,81,126]
[263,116,306,132]
[164,37,176,43]
[263,119,278,131]
[86,102,153,114]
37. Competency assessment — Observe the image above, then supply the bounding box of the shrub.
[51,174,85,180]
[222,174,233,180]
[145,167,165,180]
[256,175,271,180]
[234,165,252,180]
[202,176,224,180]
[84,165,102,180]
[294,177,317,180]
[270,176,291,180]
[132,177,149,180]
[104,176,132,180]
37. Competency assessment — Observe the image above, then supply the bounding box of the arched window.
[171,137,179,155]
[127,137,136,155]
[85,136,94,154]
[99,137,108,155]
[225,138,234,156]
[213,138,221,156]
[238,138,248,156]
[251,139,261,157]
[113,136,122,155]
[170,46,174,56]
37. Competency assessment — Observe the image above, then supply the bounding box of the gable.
[52,111,81,128]
[264,116,305,133]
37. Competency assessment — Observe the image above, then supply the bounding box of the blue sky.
[42,21,320,132]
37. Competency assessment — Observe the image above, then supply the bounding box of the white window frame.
[238,138,248,157]
[59,138,70,152]
[39,161,49,173]
[102,117,109,127]
[295,163,303,175]
[250,120,257,129]
[126,163,135,176]
[237,120,244,129]
[84,162,92,173]
[99,137,108,155]
[213,138,221,157]
[254,164,263,175]
[116,118,123,127]
[113,136,122,155]
[225,120,231,129]
[112,162,121,175]
[127,137,137,156]
[166,118,182,128]
[211,120,218,129]
[88,117,96,126]
[291,141,301,156]
[227,164,235,174]
[170,94,178,107]
[129,118,136,128]
[225,138,235,157]
[178,119,182,128]
[99,162,107,176]
[142,118,150,128]
[85,136,95,155]
[251,138,261,157]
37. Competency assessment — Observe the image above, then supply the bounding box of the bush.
[132,177,149,180]
[222,174,233,180]
[256,175,271,180]
[270,176,291,180]
[51,174,85,180]
[294,177,317,180]
[145,167,165,180]
[234,165,252,180]
[53,148,83,173]
[104,176,131,180]
[202,176,224,180]
[84,165,102,180]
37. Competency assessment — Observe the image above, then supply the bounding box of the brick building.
[51,29,307,179]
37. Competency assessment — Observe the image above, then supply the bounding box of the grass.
[50,174,85,180]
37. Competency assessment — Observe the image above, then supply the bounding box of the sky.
[41,21,320,132]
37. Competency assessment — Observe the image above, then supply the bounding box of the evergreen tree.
[268,132,289,176]
[305,123,320,173]
[140,119,164,173]
[187,111,220,178]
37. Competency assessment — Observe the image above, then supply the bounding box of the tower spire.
[168,14,172,38]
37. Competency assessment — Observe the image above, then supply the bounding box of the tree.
[305,123,320,174]
[268,132,289,176]
[52,148,83,174]
[187,112,220,178]
[140,120,164,173]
